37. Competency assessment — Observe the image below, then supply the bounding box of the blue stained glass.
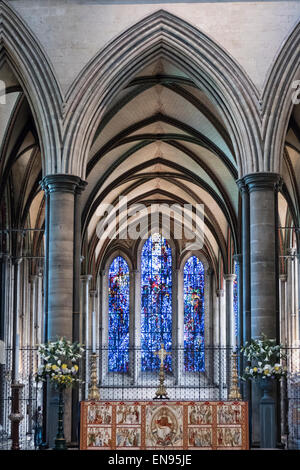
[233,261,239,338]
[141,233,172,371]
[184,256,205,372]
[108,256,130,372]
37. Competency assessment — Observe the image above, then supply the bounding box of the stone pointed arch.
[262,19,300,174]
[64,9,261,178]
[0,0,63,174]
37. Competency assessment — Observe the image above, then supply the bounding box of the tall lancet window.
[108,256,130,372]
[141,233,172,371]
[183,256,205,372]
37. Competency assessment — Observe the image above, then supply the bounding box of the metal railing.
[0,346,299,449]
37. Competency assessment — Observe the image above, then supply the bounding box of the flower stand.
[259,378,276,448]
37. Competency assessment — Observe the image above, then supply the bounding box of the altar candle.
[92,311,96,353]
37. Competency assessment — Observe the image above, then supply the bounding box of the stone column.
[30,275,38,348]
[279,274,288,440]
[224,273,237,389]
[236,179,251,414]
[216,288,224,398]
[233,254,243,349]
[212,278,218,385]
[243,172,281,447]
[81,274,92,399]
[100,269,108,385]
[172,267,179,386]
[224,274,237,350]
[243,173,280,339]
[0,254,9,427]
[12,257,22,384]
[90,290,98,352]
[73,181,87,344]
[98,270,105,385]
[41,174,86,448]
[279,274,287,346]
[28,274,38,436]
[133,269,141,385]
[129,269,139,384]
[37,270,43,346]
[297,253,300,345]
[206,268,214,385]
[287,248,295,347]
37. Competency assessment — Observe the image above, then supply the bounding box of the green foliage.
[35,337,85,390]
[240,333,287,381]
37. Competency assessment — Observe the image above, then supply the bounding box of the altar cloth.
[80,400,249,450]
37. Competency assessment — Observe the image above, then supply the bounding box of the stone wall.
[8,0,300,93]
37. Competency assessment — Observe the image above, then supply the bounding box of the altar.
[80,400,249,450]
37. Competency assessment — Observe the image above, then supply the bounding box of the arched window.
[141,233,172,371]
[183,256,205,372]
[108,256,130,372]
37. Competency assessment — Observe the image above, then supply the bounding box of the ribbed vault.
[81,58,240,282]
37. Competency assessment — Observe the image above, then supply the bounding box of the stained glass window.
[184,256,205,372]
[108,256,130,372]
[233,261,239,338]
[141,233,172,371]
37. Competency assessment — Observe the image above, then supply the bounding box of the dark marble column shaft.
[41,174,86,448]
[241,172,281,447]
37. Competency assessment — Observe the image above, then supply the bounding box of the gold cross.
[154,342,171,368]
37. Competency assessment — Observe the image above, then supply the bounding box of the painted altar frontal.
[80,401,249,450]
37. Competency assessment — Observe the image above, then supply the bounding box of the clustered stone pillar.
[216,288,225,398]
[224,273,237,387]
[80,274,92,399]
[238,172,281,447]
[41,174,86,448]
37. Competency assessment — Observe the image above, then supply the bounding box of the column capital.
[89,290,97,297]
[233,253,242,264]
[216,288,224,297]
[287,247,296,257]
[0,253,10,261]
[279,274,287,282]
[241,172,282,193]
[41,174,87,194]
[81,274,92,282]
[236,178,248,194]
[30,274,38,283]
[12,256,23,266]
[224,273,237,282]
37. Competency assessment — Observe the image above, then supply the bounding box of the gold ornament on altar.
[228,352,242,400]
[153,343,171,400]
[88,353,100,400]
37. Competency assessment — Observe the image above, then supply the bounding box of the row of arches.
[0,2,299,178]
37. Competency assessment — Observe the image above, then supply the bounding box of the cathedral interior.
[0,0,299,450]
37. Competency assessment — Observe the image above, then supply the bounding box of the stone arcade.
[0,0,299,450]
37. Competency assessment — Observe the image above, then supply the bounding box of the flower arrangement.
[35,337,85,389]
[240,334,287,381]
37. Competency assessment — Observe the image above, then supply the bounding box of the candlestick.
[229,352,242,400]
[88,353,100,400]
